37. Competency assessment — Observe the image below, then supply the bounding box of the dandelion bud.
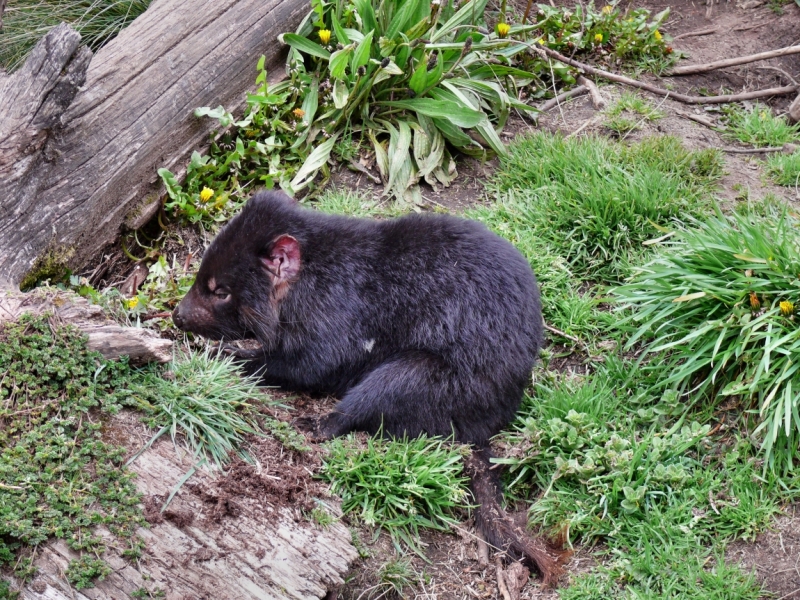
[380,57,390,68]
[749,292,760,310]
[665,46,673,54]
[318,29,332,45]
[601,5,613,14]
[654,30,662,41]
[292,108,305,118]
[780,300,794,316]
[497,23,511,38]
[594,33,603,44]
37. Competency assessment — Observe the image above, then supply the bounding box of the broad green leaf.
[476,120,507,156]
[332,79,350,109]
[330,47,353,80]
[352,0,378,36]
[344,28,365,43]
[672,291,707,302]
[281,33,330,59]
[256,55,265,71]
[351,30,374,70]
[301,77,319,127]
[385,121,413,198]
[386,0,421,40]
[408,60,428,96]
[368,131,389,182]
[290,134,339,192]
[413,115,445,181]
[332,13,350,45]
[430,0,490,42]
[379,99,483,128]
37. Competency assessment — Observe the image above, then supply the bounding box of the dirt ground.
[72,0,800,597]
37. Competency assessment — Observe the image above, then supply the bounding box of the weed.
[265,417,312,453]
[377,557,416,595]
[131,587,166,599]
[66,556,111,590]
[614,206,800,475]
[311,507,335,528]
[0,580,18,600]
[722,104,800,148]
[0,315,146,587]
[135,349,271,468]
[482,133,722,283]
[320,434,470,554]
[604,91,664,135]
[0,0,152,71]
[766,150,800,187]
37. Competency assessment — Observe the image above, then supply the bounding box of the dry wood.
[0,0,307,289]
[535,85,589,114]
[674,110,717,128]
[673,27,717,40]
[721,145,796,154]
[16,435,358,599]
[496,558,513,600]
[577,75,607,109]
[789,94,800,124]
[0,288,172,364]
[668,45,800,76]
[0,0,6,30]
[532,45,798,104]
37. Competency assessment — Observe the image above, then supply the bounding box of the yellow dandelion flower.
[199,187,214,202]
[293,108,305,118]
[654,29,662,41]
[318,29,332,45]
[594,33,603,44]
[497,22,511,38]
[537,38,545,45]
[780,300,794,316]
[602,5,613,14]
[126,297,139,309]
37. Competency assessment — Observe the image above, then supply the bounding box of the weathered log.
[789,94,800,124]
[17,435,358,599]
[0,0,308,289]
[0,288,173,364]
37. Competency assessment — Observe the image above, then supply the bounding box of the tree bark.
[0,0,308,289]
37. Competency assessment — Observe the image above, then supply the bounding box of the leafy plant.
[0,315,146,587]
[614,206,800,474]
[766,150,800,187]
[320,433,470,553]
[0,0,153,71]
[722,103,800,148]
[66,556,112,589]
[134,349,271,469]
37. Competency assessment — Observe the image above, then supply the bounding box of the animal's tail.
[463,446,564,587]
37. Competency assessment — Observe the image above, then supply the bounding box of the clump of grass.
[604,91,664,135]
[765,151,800,187]
[722,104,800,148]
[135,349,270,468]
[0,315,146,590]
[614,205,800,474]
[497,362,778,598]
[0,0,152,71]
[482,132,722,283]
[320,434,470,554]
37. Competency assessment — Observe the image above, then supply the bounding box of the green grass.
[766,151,800,187]
[482,133,723,284]
[614,205,800,475]
[605,91,665,135]
[0,0,152,71]
[134,349,270,469]
[722,104,800,148]
[319,434,471,555]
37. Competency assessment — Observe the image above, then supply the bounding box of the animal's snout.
[172,305,185,330]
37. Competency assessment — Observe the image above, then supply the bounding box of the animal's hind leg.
[316,351,466,441]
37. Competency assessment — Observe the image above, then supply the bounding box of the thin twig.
[668,45,800,76]
[577,75,607,109]
[675,110,716,128]
[477,532,490,567]
[673,27,717,41]
[566,114,601,138]
[348,160,381,184]
[720,146,786,154]
[756,66,798,87]
[496,558,512,600]
[544,323,583,347]
[530,44,797,104]
[537,85,588,113]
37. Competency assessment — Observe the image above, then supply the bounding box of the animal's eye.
[214,288,231,301]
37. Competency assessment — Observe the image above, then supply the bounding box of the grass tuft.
[604,91,664,135]
[765,151,800,187]
[722,104,800,148]
[319,434,470,554]
[614,205,800,474]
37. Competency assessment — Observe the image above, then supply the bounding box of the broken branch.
[577,75,607,109]
[531,45,797,105]
[537,85,589,113]
[668,45,800,76]
[673,27,717,41]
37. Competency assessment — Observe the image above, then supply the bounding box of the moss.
[19,245,75,290]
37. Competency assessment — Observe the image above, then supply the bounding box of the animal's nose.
[172,306,184,329]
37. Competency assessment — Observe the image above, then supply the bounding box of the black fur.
[172,192,562,582]
[173,191,542,445]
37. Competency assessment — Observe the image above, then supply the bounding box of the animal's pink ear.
[260,235,301,282]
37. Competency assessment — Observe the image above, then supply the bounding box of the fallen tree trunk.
[0,0,307,289]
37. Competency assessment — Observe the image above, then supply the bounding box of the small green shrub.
[722,104,800,148]
[320,434,470,553]
[766,151,800,187]
[66,556,111,590]
[0,315,146,587]
[615,206,800,474]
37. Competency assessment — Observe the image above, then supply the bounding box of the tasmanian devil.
[172,191,561,583]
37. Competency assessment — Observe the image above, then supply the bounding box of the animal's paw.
[293,413,346,442]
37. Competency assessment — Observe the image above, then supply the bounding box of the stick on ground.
[668,45,800,76]
[536,85,589,113]
[673,27,717,40]
[577,75,607,109]
[531,45,797,105]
